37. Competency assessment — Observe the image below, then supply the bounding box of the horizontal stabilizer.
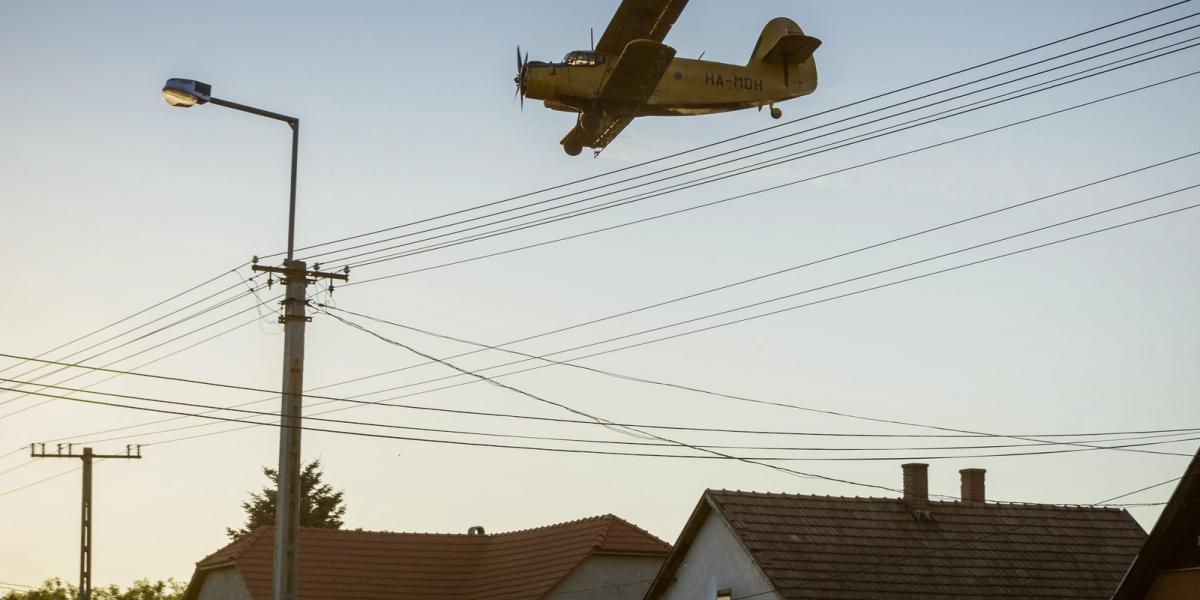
[761,33,822,64]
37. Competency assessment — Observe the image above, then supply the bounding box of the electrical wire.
[1097,476,1184,504]
[0,287,279,423]
[312,24,1200,269]
[101,149,1183,449]
[10,376,1199,457]
[0,265,243,380]
[20,349,1197,444]
[295,150,1200,395]
[305,198,1200,461]
[263,0,1194,262]
[10,379,1199,462]
[30,177,1200,455]
[345,67,1200,285]
[311,183,1200,429]
[0,278,258,408]
[321,308,1197,462]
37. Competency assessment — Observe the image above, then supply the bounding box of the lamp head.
[161,78,212,107]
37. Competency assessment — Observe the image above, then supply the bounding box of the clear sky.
[2,0,1199,589]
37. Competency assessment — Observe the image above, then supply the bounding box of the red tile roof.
[649,490,1146,600]
[185,514,669,600]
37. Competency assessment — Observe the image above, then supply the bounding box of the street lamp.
[162,78,300,259]
[161,78,211,107]
[161,78,344,600]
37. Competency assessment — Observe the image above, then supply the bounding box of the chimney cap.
[960,468,987,504]
[467,526,486,536]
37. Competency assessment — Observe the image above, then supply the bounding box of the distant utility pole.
[29,443,142,600]
[160,78,348,600]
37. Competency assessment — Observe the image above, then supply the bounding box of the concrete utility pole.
[250,259,345,600]
[29,443,142,600]
[161,78,348,600]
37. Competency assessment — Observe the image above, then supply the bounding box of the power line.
[1097,476,1183,504]
[11,138,1200,458]
[50,179,1200,457]
[320,309,1197,463]
[313,184,1200,432]
[345,67,1200,285]
[0,287,260,416]
[0,279,258,408]
[313,22,1200,269]
[114,149,1188,450]
[0,288,279,423]
[310,198,1200,459]
[2,385,1187,510]
[6,377,1197,459]
[16,349,1197,444]
[265,0,1194,262]
[0,266,243,379]
[0,464,81,498]
[296,150,1200,395]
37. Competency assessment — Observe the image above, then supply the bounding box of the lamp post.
[161,78,345,600]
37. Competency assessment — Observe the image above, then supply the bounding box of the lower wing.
[562,39,676,153]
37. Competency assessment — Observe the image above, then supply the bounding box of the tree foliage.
[0,578,184,600]
[226,458,346,539]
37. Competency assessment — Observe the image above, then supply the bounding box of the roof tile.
[189,514,669,600]
[706,490,1146,600]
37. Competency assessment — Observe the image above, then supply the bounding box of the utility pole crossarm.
[29,443,143,460]
[251,263,349,281]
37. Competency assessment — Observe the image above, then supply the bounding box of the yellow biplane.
[515,0,821,156]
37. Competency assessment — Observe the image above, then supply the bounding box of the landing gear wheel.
[770,106,783,120]
[564,143,583,156]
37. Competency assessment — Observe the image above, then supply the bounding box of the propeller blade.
[514,46,531,111]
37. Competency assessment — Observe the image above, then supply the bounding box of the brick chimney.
[960,468,986,504]
[902,463,929,506]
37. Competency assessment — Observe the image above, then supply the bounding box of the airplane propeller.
[513,46,530,110]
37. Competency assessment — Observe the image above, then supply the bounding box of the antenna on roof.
[590,27,594,52]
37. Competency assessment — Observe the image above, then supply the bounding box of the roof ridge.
[193,526,269,568]
[596,513,673,551]
[487,513,610,537]
[709,488,1136,512]
[592,513,617,549]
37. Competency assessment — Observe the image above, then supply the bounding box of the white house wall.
[194,567,253,600]
[545,555,665,600]
[658,510,778,600]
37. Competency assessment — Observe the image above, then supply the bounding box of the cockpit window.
[562,51,604,66]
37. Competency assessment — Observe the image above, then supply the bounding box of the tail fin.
[749,18,821,64]
[749,17,821,88]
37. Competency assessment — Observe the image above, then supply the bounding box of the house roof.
[647,489,1146,600]
[1111,446,1200,599]
[184,514,670,600]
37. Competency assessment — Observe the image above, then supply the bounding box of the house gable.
[1112,446,1200,599]
[646,494,777,600]
[544,554,664,600]
[649,487,1146,600]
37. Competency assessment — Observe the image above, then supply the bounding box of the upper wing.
[594,0,688,59]
[562,39,676,152]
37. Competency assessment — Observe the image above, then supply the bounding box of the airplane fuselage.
[524,55,818,117]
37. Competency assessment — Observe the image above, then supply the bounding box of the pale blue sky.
[2,0,1199,588]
